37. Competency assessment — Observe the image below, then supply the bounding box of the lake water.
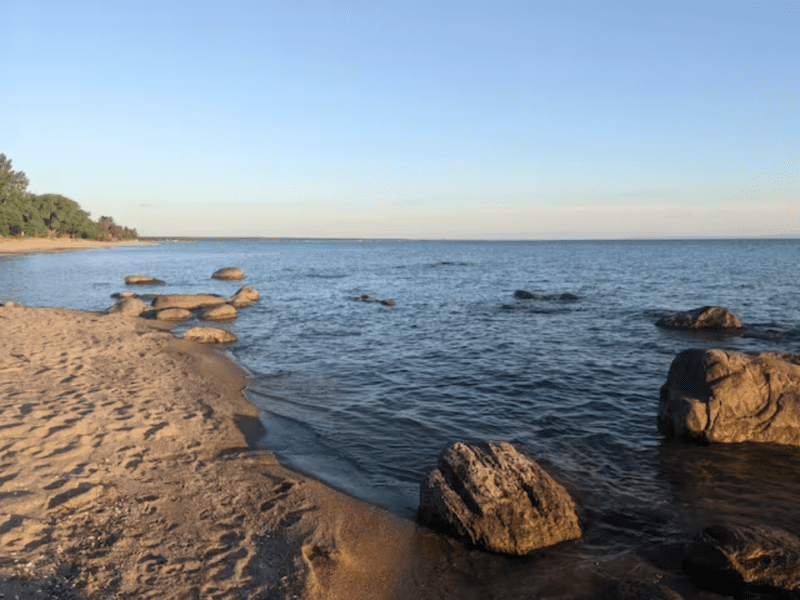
[4,238,800,597]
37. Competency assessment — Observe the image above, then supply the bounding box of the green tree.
[0,154,30,236]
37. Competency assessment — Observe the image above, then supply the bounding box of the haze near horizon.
[2,1,798,239]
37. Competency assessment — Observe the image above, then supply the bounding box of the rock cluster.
[419,441,581,555]
[656,306,743,330]
[659,348,800,446]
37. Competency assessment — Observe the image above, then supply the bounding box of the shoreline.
[0,305,428,599]
[0,237,157,255]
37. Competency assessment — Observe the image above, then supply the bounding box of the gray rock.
[199,303,237,321]
[181,326,237,343]
[659,349,800,446]
[124,275,165,285]
[685,523,800,594]
[656,306,743,330]
[419,441,581,555]
[211,267,245,280]
[156,308,192,321]
[107,297,149,317]
[152,294,226,310]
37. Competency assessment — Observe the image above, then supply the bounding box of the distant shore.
[0,236,156,255]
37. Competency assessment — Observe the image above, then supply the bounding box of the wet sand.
[0,237,155,255]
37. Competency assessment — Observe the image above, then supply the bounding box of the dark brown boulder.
[685,523,800,594]
[659,349,800,446]
[418,441,581,555]
[211,267,245,280]
[656,306,743,330]
[380,299,396,306]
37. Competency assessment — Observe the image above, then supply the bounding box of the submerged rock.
[107,297,149,317]
[152,294,226,311]
[181,326,237,343]
[685,523,800,594]
[211,267,245,280]
[199,304,237,321]
[418,441,581,555]
[124,275,165,285]
[559,293,579,301]
[656,306,743,330]
[514,290,544,300]
[357,295,374,302]
[659,349,800,446]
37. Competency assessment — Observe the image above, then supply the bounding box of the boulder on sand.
[156,308,192,322]
[124,275,165,285]
[199,304,237,321]
[685,523,800,595]
[659,349,800,446]
[181,326,237,344]
[107,297,149,317]
[418,441,581,555]
[211,267,245,280]
[152,294,226,311]
[656,306,743,330]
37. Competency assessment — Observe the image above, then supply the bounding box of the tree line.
[0,153,138,240]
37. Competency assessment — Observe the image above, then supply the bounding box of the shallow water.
[4,238,800,597]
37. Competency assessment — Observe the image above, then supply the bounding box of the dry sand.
[0,305,460,600]
[0,238,155,255]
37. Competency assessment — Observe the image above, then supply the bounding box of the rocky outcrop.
[659,349,800,446]
[211,267,245,280]
[418,441,581,555]
[199,304,237,321]
[156,308,192,322]
[227,286,260,308]
[684,523,800,595]
[656,306,743,330]
[107,297,149,317]
[124,275,165,285]
[152,294,226,311]
[181,327,238,343]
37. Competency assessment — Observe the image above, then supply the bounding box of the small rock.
[211,267,245,280]
[656,306,743,330]
[156,308,192,322]
[124,275,165,285]
[559,293,579,301]
[358,295,374,302]
[514,290,544,300]
[152,294,226,310]
[380,299,396,306]
[107,297,149,317]
[419,441,581,555]
[199,304,237,321]
[227,286,260,308]
[181,327,238,343]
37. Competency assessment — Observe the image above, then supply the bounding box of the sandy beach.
[0,237,156,255]
[0,304,441,599]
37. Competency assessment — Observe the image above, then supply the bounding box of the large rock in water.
[211,267,245,280]
[181,326,237,343]
[685,523,800,594]
[656,306,743,330]
[124,275,165,285]
[107,297,149,317]
[227,286,260,308]
[659,349,800,445]
[156,308,192,322]
[152,294,226,310]
[418,441,581,555]
[199,303,237,321]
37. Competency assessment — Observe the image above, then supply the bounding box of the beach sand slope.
[0,305,421,599]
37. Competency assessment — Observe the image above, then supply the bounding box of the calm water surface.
[3,238,800,598]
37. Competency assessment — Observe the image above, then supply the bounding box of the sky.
[1,0,798,239]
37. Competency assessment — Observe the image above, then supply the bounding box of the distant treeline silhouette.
[0,153,137,240]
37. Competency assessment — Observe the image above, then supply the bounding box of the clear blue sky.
[2,0,798,238]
